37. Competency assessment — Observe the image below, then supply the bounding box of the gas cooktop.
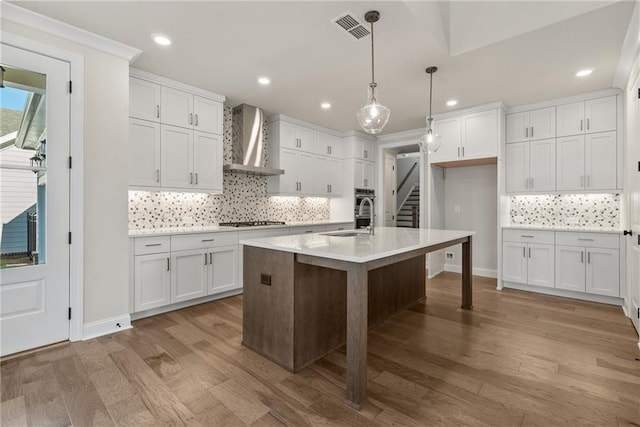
[219,221,286,228]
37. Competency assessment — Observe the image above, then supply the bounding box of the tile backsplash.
[129,107,329,230]
[509,194,620,228]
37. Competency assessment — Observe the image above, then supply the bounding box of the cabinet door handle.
[530,177,534,189]
[201,238,215,242]
[364,179,368,187]
[195,114,199,126]
[581,251,584,263]
[580,119,583,131]
[587,252,591,263]
[520,235,534,238]
[530,126,534,138]
[525,127,528,138]
[190,172,193,184]
[522,247,526,257]
[364,150,368,159]
[578,238,594,241]
[586,118,590,130]
[156,169,160,183]
[167,258,170,271]
[329,146,332,155]
[305,230,314,233]
[586,175,590,188]
[327,184,330,193]
[580,175,584,188]
[195,173,198,185]
[189,113,193,125]
[327,146,330,154]
[458,147,461,158]
[528,248,531,258]
[156,105,160,118]
[462,147,465,157]
[204,253,208,265]
[209,252,212,264]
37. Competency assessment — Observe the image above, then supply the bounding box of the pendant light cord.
[370,21,375,85]
[429,71,433,121]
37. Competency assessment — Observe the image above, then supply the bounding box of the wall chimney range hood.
[223,104,284,176]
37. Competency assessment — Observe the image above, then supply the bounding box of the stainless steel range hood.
[223,104,284,176]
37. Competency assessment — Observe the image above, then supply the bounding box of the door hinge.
[69,156,72,169]
[637,161,639,172]
[68,307,72,320]
[68,80,73,93]
[637,88,639,99]
[637,307,639,319]
[68,232,72,244]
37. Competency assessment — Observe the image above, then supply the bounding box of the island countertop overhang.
[239,227,475,264]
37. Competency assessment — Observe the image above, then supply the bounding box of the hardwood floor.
[2,272,639,426]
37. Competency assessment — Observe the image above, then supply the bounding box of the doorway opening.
[381,143,421,228]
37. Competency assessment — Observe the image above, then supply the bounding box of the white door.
[556,135,585,190]
[171,249,207,303]
[129,77,160,122]
[505,142,529,193]
[461,109,498,159]
[585,96,616,134]
[502,242,527,284]
[209,246,238,294]
[279,149,299,194]
[529,139,556,192]
[129,119,161,187]
[193,96,222,135]
[134,253,171,311]
[529,107,556,141]
[0,46,70,356]
[383,152,396,226]
[556,102,585,137]
[586,248,619,297]
[585,131,617,190]
[297,152,315,194]
[527,244,555,288]
[430,117,460,163]
[506,112,529,144]
[161,125,193,188]
[313,156,329,195]
[626,74,640,335]
[555,245,586,292]
[161,86,193,129]
[193,132,222,191]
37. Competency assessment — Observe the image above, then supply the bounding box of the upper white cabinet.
[354,160,375,189]
[556,131,616,191]
[556,95,616,137]
[128,70,225,192]
[506,107,555,143]
[268,116,344,197]
[343,136,376,162]
[430,107,500,164]
[506,138,555,193]
[130,77,161,122]
[161,87,223,135]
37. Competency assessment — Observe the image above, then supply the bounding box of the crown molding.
[0,1,142,62]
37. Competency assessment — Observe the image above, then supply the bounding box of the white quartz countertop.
[503,225,622,234]
[240,227,475,263]
[128,220,353,237]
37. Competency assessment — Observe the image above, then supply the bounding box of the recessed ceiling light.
[576,69,593,77]
[446,99,458,107]
[257,77,271,85]
[152,33,171,46]
[321,102,331,109]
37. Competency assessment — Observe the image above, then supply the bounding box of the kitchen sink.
[321,231,369,237]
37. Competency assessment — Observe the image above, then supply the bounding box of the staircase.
[396,186,419,228]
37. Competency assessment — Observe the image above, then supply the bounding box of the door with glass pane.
[0,44,70,356]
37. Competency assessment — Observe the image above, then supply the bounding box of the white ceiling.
[11,1,635,135]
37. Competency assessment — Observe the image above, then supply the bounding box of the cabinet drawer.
[134,236,170,255]
[171,232,238,251]
[502,229,554,244]
[555,232,619,249]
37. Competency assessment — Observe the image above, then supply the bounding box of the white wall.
[2,20,131,324]
[443,164,497,277]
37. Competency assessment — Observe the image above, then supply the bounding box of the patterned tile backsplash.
[510,194,620,228]
[129,107,329,229]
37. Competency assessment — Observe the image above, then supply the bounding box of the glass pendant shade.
[357,84,390,135]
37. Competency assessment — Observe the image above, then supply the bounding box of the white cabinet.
[314,131,342,158]
[506,139,555,193]
[133,236,171,312]
[129,119,161,187]
[209,246,239,294]
[354,160,374,189]
[130,77,161,122]
[556,95,616,137]
[160,126,223,192]
[160,87,223,135]
[502,230,555,288]
[430,108,498,164]
[557,131,616,191]
[171,249,208,303]
[506,107,555,143]
[277,121,314,152]
[269,149,315,195]
[314,156,342,196]
[555,232,620,297]
[344,136,376,162]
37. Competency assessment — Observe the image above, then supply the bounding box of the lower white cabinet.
[502,240,554,288]
[134,253,171,312]
[209,245,239,294]
[171,249,208,303]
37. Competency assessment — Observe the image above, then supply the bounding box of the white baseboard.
[130,288,243,321]
[83,314,132,340]
[444,264,497,279]
[427,267,444,279]
[502,281,624,306]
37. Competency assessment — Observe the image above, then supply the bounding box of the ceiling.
[11,1,635,135]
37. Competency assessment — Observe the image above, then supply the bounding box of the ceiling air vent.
[332,11,370,40]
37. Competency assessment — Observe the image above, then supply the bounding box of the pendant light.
[356,10,390,135]
[419,66,441,153]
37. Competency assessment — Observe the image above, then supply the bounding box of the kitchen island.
[240,227,475,410]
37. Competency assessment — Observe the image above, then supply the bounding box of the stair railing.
[397,161,418,193]
[396,183,418,215]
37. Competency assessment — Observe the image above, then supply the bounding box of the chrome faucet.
[358,197,374,235]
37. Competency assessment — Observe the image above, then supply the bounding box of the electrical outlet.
[566,217,580,225]
[445,252,454,260]
[454,205,461,213]
[183,216,194,225]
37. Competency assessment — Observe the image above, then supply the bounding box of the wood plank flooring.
[2,272,639,426]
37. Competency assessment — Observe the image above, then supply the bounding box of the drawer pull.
[305,230,314,233]
[201,239,215,242]
[145,243,162,247]
[578,238,594,241]
[520,235,534,238]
